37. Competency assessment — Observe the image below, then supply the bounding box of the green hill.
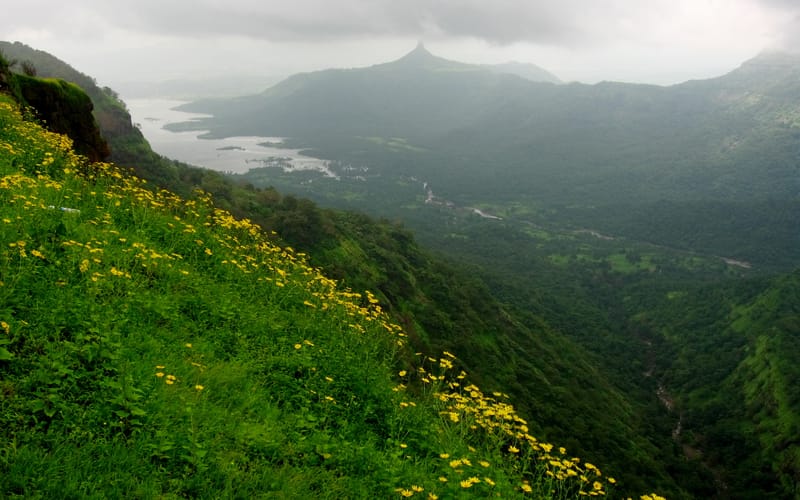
[0,67,651,498]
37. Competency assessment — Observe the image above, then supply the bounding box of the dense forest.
[2,40,799,499]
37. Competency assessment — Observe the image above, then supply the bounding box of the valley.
[176,46,798,498]
[2,39,799,499]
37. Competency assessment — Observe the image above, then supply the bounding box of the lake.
[124,98,335,177]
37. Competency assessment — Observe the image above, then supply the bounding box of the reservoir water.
[124,98,334,176]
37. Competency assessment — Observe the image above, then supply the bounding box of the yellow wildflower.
[459,477,480,489]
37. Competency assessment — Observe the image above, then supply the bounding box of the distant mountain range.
[172,43,562,140]
[173,45,800,265]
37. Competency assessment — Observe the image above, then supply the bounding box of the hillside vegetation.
[2,41,696,497]
[641,271,800,498]
[0,70,669,498]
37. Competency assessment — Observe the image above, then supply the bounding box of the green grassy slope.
[0,80,659,498]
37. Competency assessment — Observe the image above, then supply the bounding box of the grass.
[0,94,663,498]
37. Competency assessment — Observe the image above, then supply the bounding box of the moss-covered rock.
[14,74,109,162]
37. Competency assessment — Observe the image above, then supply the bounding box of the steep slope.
[641,271,800,498]
[0,84,646,498]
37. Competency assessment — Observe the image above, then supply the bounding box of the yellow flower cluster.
[155,368,177,385]
[398,350,620,497]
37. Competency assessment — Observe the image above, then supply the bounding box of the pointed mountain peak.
[398,41,437,63]
[388,42,469,71]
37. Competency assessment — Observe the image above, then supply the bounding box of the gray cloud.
[752,0,800,50]
[16,0,646,46]
[4,0,798,87]
[7,0,798,49]
[754,0,800,8]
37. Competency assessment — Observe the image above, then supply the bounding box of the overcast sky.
[3,0,800,94]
